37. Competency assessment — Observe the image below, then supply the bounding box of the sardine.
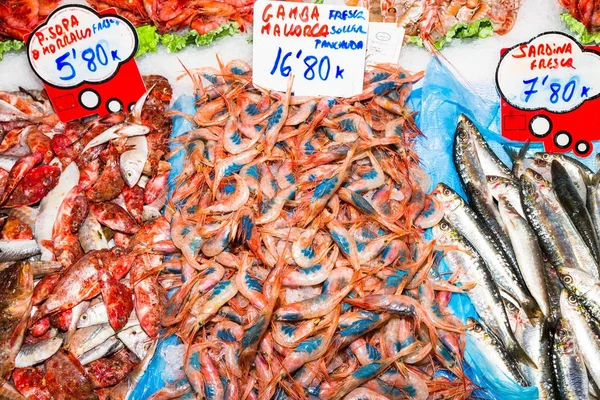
[560,289,600,388]
[544,262,563,328]
[433,220,535,367]
[552,160,600,264]
[487,176,524,218]
[117,324,152,359]
[583,171,600,252]
[553,317,589,400]
[0,240,40,261]
[498,196,551,320]
[78,337,124,365]
[432,183,538,319]
[457,115,513,179]
[0,262,34,385]
[557,266,600,322]
[465,317,529,387]
[120,136,148,187]
[520,170,600,280]
[515,314,556,399]
[35,162,79,260]
[15,335,63,368]
[536,152,593,201]
[454,116,522,285]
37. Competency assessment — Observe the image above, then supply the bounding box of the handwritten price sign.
[26,4,146,122]
[497,32,600,156]
[252,1,368,97]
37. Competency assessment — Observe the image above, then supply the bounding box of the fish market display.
[345,0,519,47]
[434,113,600,399]
[156,59,481,399]
[0,0,254,41]
[0,75,174,398]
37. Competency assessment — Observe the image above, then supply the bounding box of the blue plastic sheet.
[130,95,196,400]
[414,58,541,400]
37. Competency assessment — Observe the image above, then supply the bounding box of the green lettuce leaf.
[160,22,239,52]
[561,13,600,44]
[0,40,24,61]
[408,18,494,49]
[136,25,160,57]
[160,32,189,53]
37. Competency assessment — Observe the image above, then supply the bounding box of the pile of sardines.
[433,114,600,399]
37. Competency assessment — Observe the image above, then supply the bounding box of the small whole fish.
[0,261,33,385]
[515,313,556,399]
[78,336,124,366]
[117,324,151,360]
[120,136,149,188]
[68,323,116,358]
[520,170,600,281]
[433,220,535,367]
[432,183,538,319]
[556,266,600,322]
[15,335,63,368]
[465,317,529,387]
[560,289,600,389]
[551,160,600,265]
[498,196,551,320]
[0,239,40,261]
[454,115,521,285]
[536,152,593,201]
[552,317,589,400]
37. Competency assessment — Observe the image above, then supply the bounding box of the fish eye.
[542,153,550,160]
[443,188,451,196]
[457,131,467,140]
[473,324,482,332]
[532,171,543,182]
[568,295,578,305]
[488,176,498,183]
[558,328,568,337]
[44,177,52,185]
[563,275,572,284]
[440,222,449,231]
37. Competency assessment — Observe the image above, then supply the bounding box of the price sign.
[26,4,146,122]
[497,32,600,157]
[252,1,368,97]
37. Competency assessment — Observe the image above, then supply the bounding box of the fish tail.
[504,140,530,166]
[581,167,600,188]
[509,340,537,369]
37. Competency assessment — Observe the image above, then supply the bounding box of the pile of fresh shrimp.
[160,58,476,399]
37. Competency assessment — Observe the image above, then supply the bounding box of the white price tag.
[496,32,600,113]
[27,5,137,88]
[366,22,404,65]
[252,1,368,97]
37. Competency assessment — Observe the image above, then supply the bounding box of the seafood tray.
[1,16,600,399]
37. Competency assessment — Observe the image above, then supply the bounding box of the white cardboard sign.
[366,23,405,65]
[252,1,368,97]
[496,32,600,113]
